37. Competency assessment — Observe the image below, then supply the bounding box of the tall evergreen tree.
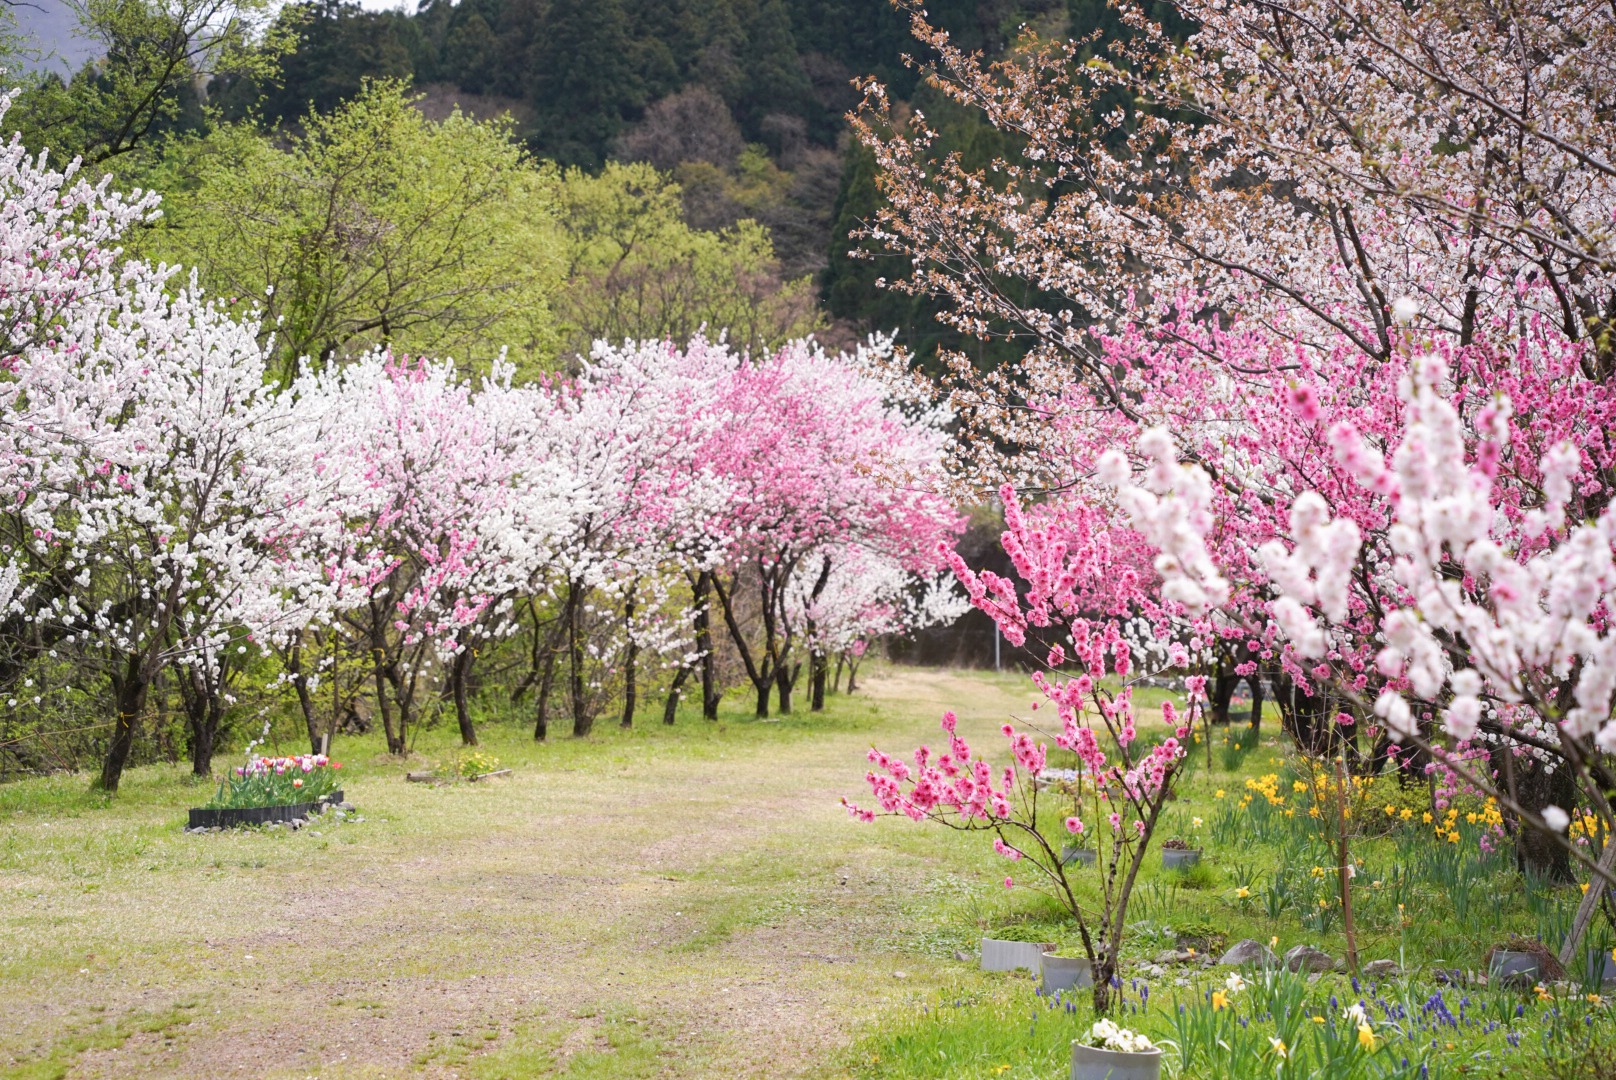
[527,0,642,168]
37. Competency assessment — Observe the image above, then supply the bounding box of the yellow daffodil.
[1214,789,1225,799]
[1268,1036,1288,1059]
[1422,811,1433,823]
[1311,1016,1325,1024]
[1236,886,1251,899]
[1357,1023,1376,1050]
[1212,990,1229,1011]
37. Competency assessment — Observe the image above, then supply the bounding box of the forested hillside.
[0,0,1147,370]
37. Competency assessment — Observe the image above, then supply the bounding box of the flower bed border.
[188,790,344,830]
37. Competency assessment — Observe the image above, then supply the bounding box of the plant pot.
[1071,1042,1162,1080]
[1161,848,1201,869]
[1585,948,1616,986]
[187,790,344,830]
[981,937,1055,973]
[1041,952,1094,994]
[1488,949,1540,982]
[1062,846,1097,867]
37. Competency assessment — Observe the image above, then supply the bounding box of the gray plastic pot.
[1586,948,1616,985]
[1041,952,1094,994]
[1071,1042,1162,1080]
[980,937,1055,973]
[1061,846,1097,867]
[1489,950,1541,982]
[1161,848,1201,870]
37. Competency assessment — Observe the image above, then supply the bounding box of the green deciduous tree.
[10,0,290,165]
[553,161,821,361]
[139,81,564,381]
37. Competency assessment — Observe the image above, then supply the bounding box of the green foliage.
[8,0,291,165]
[553,161,821,359]
[137,81,565,380]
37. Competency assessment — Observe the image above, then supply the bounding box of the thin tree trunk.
[534,642,557,741]
[663,664,690,725]
[289,636,321,753]
[567,580,591,737]
[810,650,828,711]
[452,640,478,747]
[621,586,638,728]
[690,571,719,720]
[369,599,402,755]
[97,653,150,792]
[712,572,772,718]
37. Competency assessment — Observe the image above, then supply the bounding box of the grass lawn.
[1,666,1611,1079]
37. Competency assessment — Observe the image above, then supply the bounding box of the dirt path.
[1,668,1027,1079]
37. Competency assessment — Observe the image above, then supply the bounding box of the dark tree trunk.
[567,581,591,737]
[534,644,557,741]
[289,636,322,753]
[452,640,478,747]
[691,572,719,720]
[846,655,861,693]
[621,587,638,728]
[97,653,150,793]
[369,599,403,754]
[713,572,773,719]
[833,653,844,694]
[533,608,565,740]
[1249,673,1265,730]
[1209,667,1239,725]
[774,661,795,715]
[1506,751,1577,882]
[810,649,828,711]
[181,663,226,779]
[663,664,691,725]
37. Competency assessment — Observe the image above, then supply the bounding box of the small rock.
[1362,960,1400,978]
[309,831,322,837]
[1307,972,1323,984]
[339,802,355,811]
[1285,945,1336,974]
[1198,953,1216,967]
[1219,939,1278,968]
[1142,963,1165,978]
[893,971,908,979]
[1152,950,1179,965]
[953,950,973,963]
